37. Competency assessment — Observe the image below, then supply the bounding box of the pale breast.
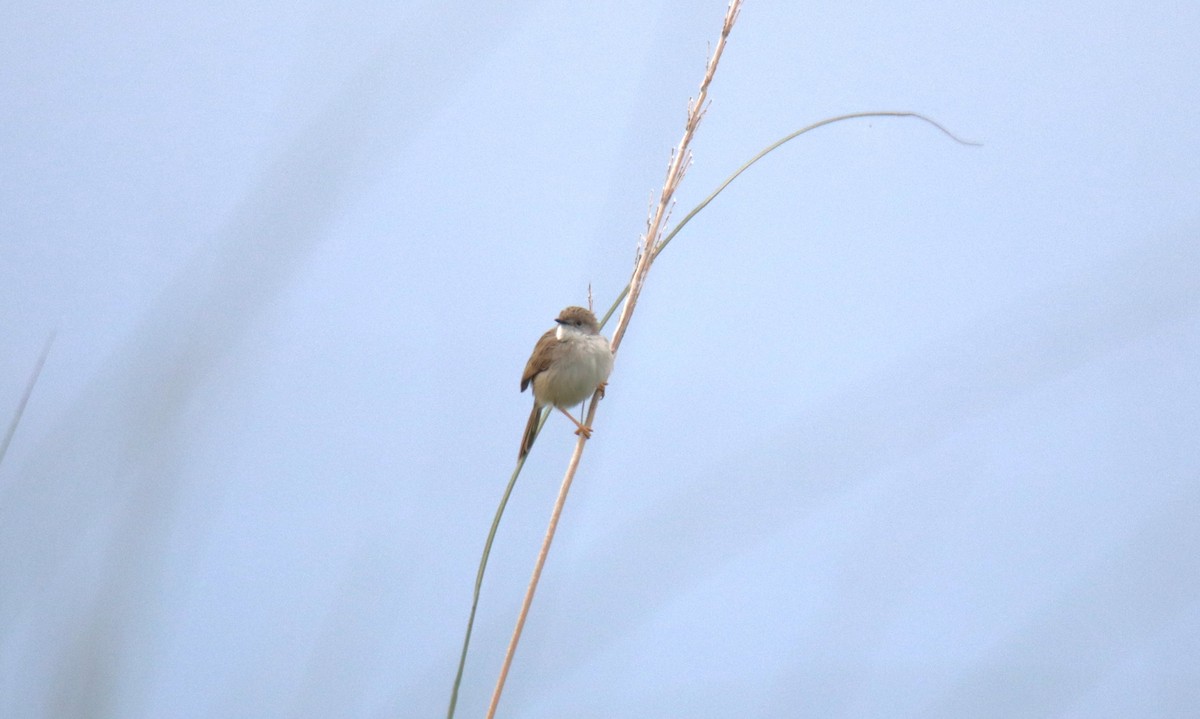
[533,334,613,409]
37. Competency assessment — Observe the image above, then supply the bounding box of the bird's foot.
[556,406,595,439]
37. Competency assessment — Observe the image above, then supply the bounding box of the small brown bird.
[519,306,614,458]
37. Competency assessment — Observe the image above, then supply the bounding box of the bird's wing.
[520,328,558,392]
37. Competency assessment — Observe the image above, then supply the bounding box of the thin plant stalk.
[484,2,744,717]
[598,110,978,326]
[444,406,549,719]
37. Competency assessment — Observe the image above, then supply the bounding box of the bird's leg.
[556,406,593,439]
[595,381,607,400]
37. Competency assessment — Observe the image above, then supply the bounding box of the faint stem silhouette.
[0,331,55,468]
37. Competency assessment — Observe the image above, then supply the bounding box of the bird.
[519,306,614,458]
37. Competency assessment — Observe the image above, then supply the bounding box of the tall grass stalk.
[483,2,744,717]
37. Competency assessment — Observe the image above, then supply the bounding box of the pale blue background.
[2,1,1198,717]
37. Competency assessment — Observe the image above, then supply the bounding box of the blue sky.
[3,1,1199,717]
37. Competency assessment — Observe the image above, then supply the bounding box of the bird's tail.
[519,404,542,459]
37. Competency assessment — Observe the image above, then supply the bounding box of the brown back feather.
[520,328,558,392]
